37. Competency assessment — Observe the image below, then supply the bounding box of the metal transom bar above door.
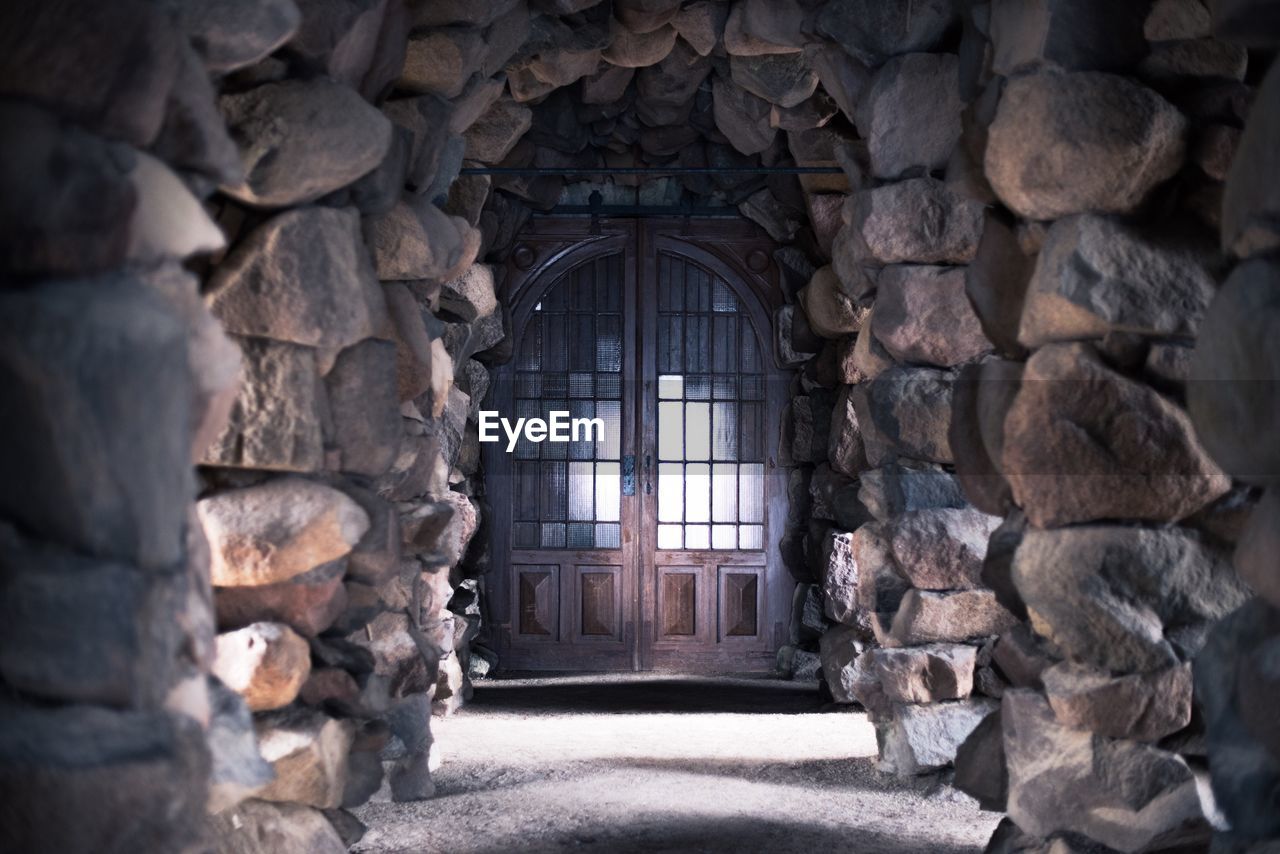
[485,219,790,672]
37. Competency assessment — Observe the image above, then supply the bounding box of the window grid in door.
[654,254,765,551]
[512,254,624,551]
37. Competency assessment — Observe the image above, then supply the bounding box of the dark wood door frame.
[485,217,791,673]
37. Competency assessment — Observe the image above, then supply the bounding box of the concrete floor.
[353,674,1001,854]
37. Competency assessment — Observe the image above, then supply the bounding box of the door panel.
[491,219,788,673]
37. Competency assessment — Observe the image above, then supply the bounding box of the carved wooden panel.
[659,568,698,638]
[516,564,559,640]
[577,565,622,640]
[719,567,762,640]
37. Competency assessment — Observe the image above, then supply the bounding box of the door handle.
[622,455,636,496]
[644,454,652,494]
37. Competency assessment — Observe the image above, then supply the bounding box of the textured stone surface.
[872,644,978,704]
[1012,526,1251,673]
[213,622,312,712]
[201,338,326,473]
[1043,662,1193,742]
[827,385,866,478]
[857,53,962,179]
[799,266,868,339]
[463,96,532,163]
[216,561,348,638]
[965,209,1034,359]
[847,179,985,265]
[603,21,677,68]
[325,339,401,478]
[858,463,965,522]
[885,509,1002,591]
[821,525,906,636]
[888,590,1018,646]
[818,624,876,706]
[401,28,486,98]
[872,265,993,367]
[1019,215,1216,348]
[207,678,274,814]
[199,477,370,587]
[1235,486,1280,608]
[180,0,302,73]
[208,207,386,351]
[989,0,1148,75]
[1190,258,1280,484]
[254,708,354,809]
[0,276,191,570]
[1003,343,1231,527]
[985,71,1188,220]
[878,698,999,776]
[954,708,1007,811]
[1002,690,1208,853]
[852,366,955,467]
[729,53,817,109]
[815,0,955,66]
[366,198,471,282]
[221,80,392,207]
[712,74,777,155]
[208,799,348,854]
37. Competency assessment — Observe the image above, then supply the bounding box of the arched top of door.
[504,218,786,371]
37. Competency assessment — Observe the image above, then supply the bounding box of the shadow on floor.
[470,674,826,715]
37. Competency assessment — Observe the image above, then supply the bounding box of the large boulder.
[846,178,985,265]
[851,366,955,466]
[1189,258,1280,484]
[463,96,532,163]
[818,624,878,706]
[712,74,777,155]
[1042,661,1193,742]
[1019,215,1216,348]
[871,265,993,367]
[198,477,370,587]
[1012,526,1251,674]
[1222,58,1280,257]
[884,508,1002,591]
[208,207,386,351]
[799,266,868,339]
[200,338,327,473]
[220,79,392,208]
[985,71,1188,220]
[1002,690,1209,853]
[0,276,192,571]
[365,197,473,282]
[400,27,486,98]
[857,53,963,179]
[877,698,999,777]
[888,589,1018,646]
[872,644,978,704]
[1002,343,1231,527]
[988,0,1148,75]
[213,622,312,712]
[254,708,354,809]
[815,0,955,66]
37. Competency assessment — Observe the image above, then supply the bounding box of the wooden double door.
[486,219,790,672]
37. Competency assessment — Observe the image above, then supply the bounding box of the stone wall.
[2,0,1279,852]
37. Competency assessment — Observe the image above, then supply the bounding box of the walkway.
[353,674,1000,854]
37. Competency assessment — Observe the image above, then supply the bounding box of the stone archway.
[2,0,1280,852]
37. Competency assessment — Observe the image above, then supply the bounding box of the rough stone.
[965,209,1035,358]
[1043,661,1194,742]
[325,339,401,478]
[208,207,386,351]
[1003,343,1231,527]
[201,338,326,473]
[815,0,955,67]
[827,385,866,478]
[1013,526,1251,674]
[858,463,966,522]
[199,477,370,587]
[208,800,347,854]
[988,0,1148,75]
[401,28,486,98]
[872,265,993,367]
[819,624,877,706]
[1019,215,1216,349]
[213,622,312,712]
[0,699,209,853]
[799,266,869,339]
[852,366,955,467]
[888,589,1018,646]
[878,698,999,777]
[847,178,985,265]
[873,644,978,704]
[254,708,354,809]
[857,53,963,180]
[0,276,191,570]
[672,1,726,55]
[464,96,533,163]
[986,71,1188,220]
[382,96,458,196]
[603,21,678,68]
[207,678,274,814]
[822,525,907,636]
[220,80,392,207]
[1147,0,1212,40]
[1002,690,1209,853]
[216,561,348,638]
[712,74,777,156]
[365,198,471,282]
[1189,258,1280,484]
[730,53,818,109]
[1139,38,1248,83]
[885,509,1002,591]
[180,0,302,73]
[954,708,1007,811]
